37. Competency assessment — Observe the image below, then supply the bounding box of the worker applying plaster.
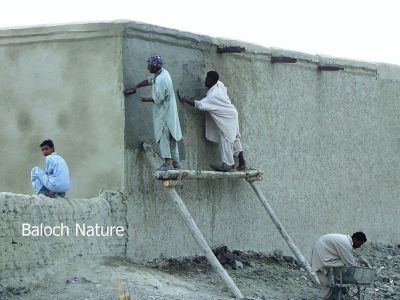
[123,55,183,171]
[178,71,246,172]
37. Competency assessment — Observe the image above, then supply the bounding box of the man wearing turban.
[124,55,183,171]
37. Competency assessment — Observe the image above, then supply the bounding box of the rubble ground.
[0,242,399,300]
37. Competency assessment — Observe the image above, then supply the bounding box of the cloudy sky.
[1,0,399,65]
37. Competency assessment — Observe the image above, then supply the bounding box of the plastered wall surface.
[123,22,400,261]
[0,191,127,286]
[0,23,125,198]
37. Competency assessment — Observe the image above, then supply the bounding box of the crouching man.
[311,232,367,299]
[31,139,70,198]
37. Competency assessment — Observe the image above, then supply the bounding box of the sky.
[1,0,399,65]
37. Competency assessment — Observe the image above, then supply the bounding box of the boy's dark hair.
[352,231,367,242]
[207,70,219,83]
[40,139,54,148]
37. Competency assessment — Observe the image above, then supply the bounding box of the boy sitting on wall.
[31,139,70,198]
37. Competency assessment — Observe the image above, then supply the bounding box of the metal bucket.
[332,266,376,284]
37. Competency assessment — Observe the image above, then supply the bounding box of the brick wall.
[0,191,127,287]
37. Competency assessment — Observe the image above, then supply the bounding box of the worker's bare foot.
[237,152,246,171]
[236,164,247,171]
[210,163,234,172]
[44,191,57,198]
[172,160,182,169]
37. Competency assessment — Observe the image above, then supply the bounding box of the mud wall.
[0,23,125,198]
[123,22,400,261]
[0,191,127,287]
[0,21,399,264]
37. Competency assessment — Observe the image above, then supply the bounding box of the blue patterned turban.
[147,55,163,68]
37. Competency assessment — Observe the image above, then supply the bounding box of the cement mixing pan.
[331,266,376,285]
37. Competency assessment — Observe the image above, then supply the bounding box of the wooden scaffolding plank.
[153,169,263,180]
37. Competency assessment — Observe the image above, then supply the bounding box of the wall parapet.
[0,22,124,45]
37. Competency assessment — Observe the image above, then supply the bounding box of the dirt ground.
[1,242,399,300]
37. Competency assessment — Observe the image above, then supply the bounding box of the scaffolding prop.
[142,142,319,298]
[142,142,243,298]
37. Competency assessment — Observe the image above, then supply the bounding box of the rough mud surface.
[0,242,399,299]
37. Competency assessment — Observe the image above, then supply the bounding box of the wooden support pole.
[166,188,244,299]
[141,142,243,298]
[247,181,320,285]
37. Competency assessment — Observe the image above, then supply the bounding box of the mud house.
[0,21,399,286]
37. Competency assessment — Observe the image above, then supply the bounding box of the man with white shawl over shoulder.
[178,71,246,172]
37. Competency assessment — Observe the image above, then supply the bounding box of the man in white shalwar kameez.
[178,71,246,172]
[31,139,70,198]
[311,232,367,299]
[123,55,183,171]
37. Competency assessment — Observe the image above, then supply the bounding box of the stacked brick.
[0,191,127,287]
